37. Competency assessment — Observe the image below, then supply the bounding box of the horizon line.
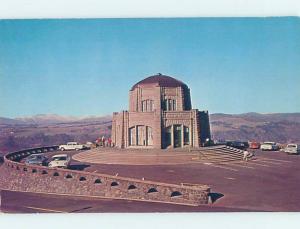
[2,111,300,119]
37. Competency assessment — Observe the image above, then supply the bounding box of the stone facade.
[112,74,211,149]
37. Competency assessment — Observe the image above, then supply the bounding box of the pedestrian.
[101,136,106,147]
[96,138,102,147]
[243,150,249,161]
[108,138,112,147]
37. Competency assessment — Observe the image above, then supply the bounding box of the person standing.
[108,138,112,147]
[102,136,106,147]
[243,150,249,161]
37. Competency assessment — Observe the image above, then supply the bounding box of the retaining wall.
[0,146,210,206]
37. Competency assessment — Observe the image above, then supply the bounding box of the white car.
[283,144,300,154]
[59,142,86,151]
[260,142,279,151]
[48,154,71,169]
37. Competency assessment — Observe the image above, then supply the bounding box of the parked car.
[214,139,227,145]
[260,142,279,151]
[283,144,300,155]
[25,154,48,166]
[48,154,71,169]
[226,141,249,150]
[59,142,86,151]
[249,142,261,149]
[84,142,94,149]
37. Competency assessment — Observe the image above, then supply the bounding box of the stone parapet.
[0,146,211,206]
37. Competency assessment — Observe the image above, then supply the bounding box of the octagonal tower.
[112,73,211,149]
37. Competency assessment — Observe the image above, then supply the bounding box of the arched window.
[79,176,86,181]
[129,126,136,146]
[66,174,73,179]
[147,126,153,146]
[129,125,153,146]
[128,184,137,190]
[42,170,48,174]
[171,191,182,197]
[147,188,158,193]
[94,179,102,184]
[111,181,119,187]
[53,172,59,176]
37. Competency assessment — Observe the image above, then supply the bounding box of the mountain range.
[1,112,300,154]
[0,114,112,125]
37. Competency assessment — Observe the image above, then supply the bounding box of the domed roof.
[131,73,187,90]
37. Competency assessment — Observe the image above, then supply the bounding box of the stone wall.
[0,147,210,206]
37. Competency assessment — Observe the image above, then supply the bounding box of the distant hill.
[1,112,300,154]
[210,112,300,143]
[13,114,112,125]
[0,117,25,125]
[0,114,112,154]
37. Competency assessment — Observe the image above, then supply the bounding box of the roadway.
[1,148,300,212]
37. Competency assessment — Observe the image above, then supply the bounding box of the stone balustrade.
[0,146,211,206]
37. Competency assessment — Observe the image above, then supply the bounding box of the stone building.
[111,74,211,149]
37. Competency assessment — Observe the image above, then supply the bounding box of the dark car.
[226,141,249,150]
[25,154,48,166]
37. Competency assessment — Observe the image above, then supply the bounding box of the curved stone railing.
[0,146,211,206]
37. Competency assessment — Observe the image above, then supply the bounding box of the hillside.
[0,115,112,154]
[210,112,300,143]
[0,113,300,154]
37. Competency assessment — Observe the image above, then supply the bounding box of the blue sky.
[0,18,299,118]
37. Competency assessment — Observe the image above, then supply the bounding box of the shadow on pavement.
[69,164,90,171]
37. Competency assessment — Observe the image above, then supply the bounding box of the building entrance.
[173,125,182,148]
[165,125,188,148]
[165,126,172,148]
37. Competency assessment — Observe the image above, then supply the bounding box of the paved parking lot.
[1,148,300,212]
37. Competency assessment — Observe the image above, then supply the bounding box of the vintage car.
[59,142,86,151]
[48,154,71,169]
[226,141,249,150]
[249,141,261,149]
[283,144,300,155]
[24,154,48,166]
[260,142,279,151]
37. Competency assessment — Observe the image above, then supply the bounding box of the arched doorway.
[129,125,153,146]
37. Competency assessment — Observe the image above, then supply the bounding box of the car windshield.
[287,145,296,148]
[53,157,67,161]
